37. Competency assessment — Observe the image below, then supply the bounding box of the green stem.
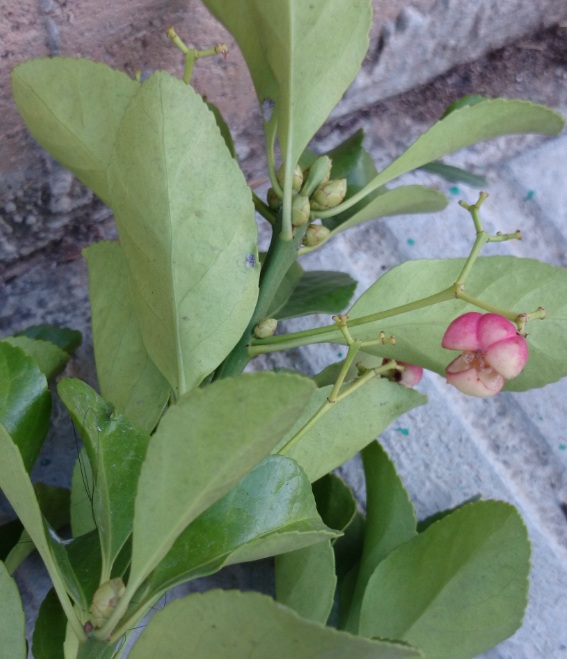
[248,286,457,356]
[167,28,228,84]
[265,115,282,196]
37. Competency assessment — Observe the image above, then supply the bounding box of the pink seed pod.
[382,359,423,388]
[442,312,528,397]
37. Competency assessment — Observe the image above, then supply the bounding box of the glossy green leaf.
[62,531,103,608]
[0,560,26,659]
[276,539,336,624]
[312,473,357,536]
[359,501,530,659]
[0,424,79,628]
[202,0,372,237]
[357,99,564,199]
[278,377,426,482]
[129,372,316,594]
[129,589,423,659]
[83,242,170,433]
[33,589,66,659]
[58,378,150,578]
[274,270,357,320]
[15,325,81,354]
[11,58,138,206]
[1,337,69,380]
[0,342,51,472]
[75,638,122,659]
[146,455,337,598]
[321,186,448,246]
[344,441,417,633]
[108,71,259,397]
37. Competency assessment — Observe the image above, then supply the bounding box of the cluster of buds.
[89,578,126,629]
[266,157,347,228]
[380,313,528,398]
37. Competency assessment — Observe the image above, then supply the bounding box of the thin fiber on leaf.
[58,378,151,577]
[129,372,316,594]
[11,58,139,205]
[359,501,530,659]
[108,72,259,397]
[129,589,422,659]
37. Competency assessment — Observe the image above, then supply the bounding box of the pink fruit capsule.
[442,313,528,397]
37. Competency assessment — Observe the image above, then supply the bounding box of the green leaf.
[129,372,316,594]
[75,638,122,659]
[5,483,71,574]
[83,242,170,433]
[0,424,81,632]
[108,71,259,397]
[129,589,423,659]
[323,186,448,243]
[1,336,68,380]
[278,378,426,482]
[418,161,488,187]
[274,270,357,320]
[0,342,51,472]
[359,501,530,659]
[266,261,304,318]
[0,560,26,659]
[15,324,82,354]
[344,441,417,633]
[312,473,357,535]
[146,455,337,598]
[201,0,372,237]
[276,540,336,624]
[57,378,151,578]
[359,99,565,197]
[343,256,567,391]
[11,58,139,206]
[206,100,236,158]
[32,589,66,659]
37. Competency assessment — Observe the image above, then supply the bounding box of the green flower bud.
[291,194,311,227]
[89,578,126,629]
[277,164,304,193]
[254,318,278,339]
[303,223,331,247]
[301,156,333,198]
[310,178,347,211]
[266,187,281,210]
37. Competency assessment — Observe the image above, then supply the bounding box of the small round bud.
[266,187,281,210]
[303,223,331,247]
[89,578,126,629]
[277,164,304,193]
[291,194,311,227]
[253,318,278,339]
[310,178,347,211]
[301,156,333,198]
